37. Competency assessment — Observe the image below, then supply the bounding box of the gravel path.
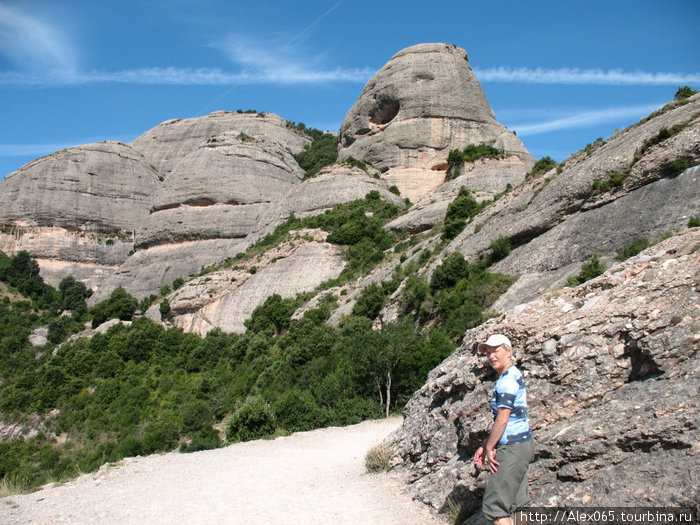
[0,417,445,525]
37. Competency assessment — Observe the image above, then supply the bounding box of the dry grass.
[364,442,393,473]
[0,476,25,498]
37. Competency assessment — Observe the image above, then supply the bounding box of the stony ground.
[0,417,445,525]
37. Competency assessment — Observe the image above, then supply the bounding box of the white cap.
[478,334,512,353]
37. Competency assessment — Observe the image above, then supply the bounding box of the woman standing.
[473,334,534,525]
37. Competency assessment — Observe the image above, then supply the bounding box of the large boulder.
[338,43,533,202]
[130,111,309,179]
[0,141,159,232]
[0,141,159,289]
[135,112,309,249]
[386,229,700,517]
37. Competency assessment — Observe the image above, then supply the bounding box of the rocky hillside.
[386,229,699,519]
[0,42,697,337]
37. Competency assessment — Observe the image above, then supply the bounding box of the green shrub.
[431,253,469,291]
[245,294,297,335]
[668,158,689,176]
[637,122,690,159]
[442,187,484,240]
[388,185,400,195]
[352,283,387,320]
[615,238,651,261]
[526,156,557,179]
[142,421,179,454]
[294,133,338,179]
[489,236,511,263]
[180,427,221,453]
[688,217,700,228]
[272,389,325,432]
[118,437,144,458]
[400,274,429,315]
[159,299,172,321]
[448,144,505,165]
[342,157,368,172]
[674,85,697,100]
[566,253,606,287]
[434,264,514,340]
[584,138,604,156]
[181,400,213,433]
[90,287,138,328]
[227,396,276,442]
[172,277,185,290]
[591,170,629,194]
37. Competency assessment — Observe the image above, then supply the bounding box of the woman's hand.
[485,447,500,473]
[473,446,486,466]
[479,407,510,473]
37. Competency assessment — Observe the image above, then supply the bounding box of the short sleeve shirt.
[489,365,531,445]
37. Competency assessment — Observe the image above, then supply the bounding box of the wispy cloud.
[0,4,370,88]
[510,103,663,136]
[0,65,375,86]
[0,3,77,72]
[0,31,374,86]
[474,66,700,86]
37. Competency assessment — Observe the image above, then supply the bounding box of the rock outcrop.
[0,141,159,232]
[420,94,700,312]
[386,229,700,518]
[0,141,159,288]
[167,230,347,335]
[338,43,533,202]
[133,112,309,249]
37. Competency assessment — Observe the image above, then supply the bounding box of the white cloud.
[0,65,375,86]
[474,66,700,86]
[0,4,77,72]
[510,103,663,136]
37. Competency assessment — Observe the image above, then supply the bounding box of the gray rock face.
[134,112,309,249]
[169,231,347,334]
[491,165,700,310]
[0,142,156,291]
[280,164,407,217]
[0,141,160,232]
[446,94,700,310]
[0,227,131,292]
[386,230,700,516]
[385,156,528,233]
[130,111,309,179]
[338,43,533,202]
[88,237,251,304]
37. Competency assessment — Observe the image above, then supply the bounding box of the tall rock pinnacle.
[338,43,533,202]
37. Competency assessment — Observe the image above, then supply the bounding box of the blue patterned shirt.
[489,365,531,445]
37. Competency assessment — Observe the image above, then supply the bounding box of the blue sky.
[1,0,698,181]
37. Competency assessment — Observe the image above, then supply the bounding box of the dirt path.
[0,417,446,524]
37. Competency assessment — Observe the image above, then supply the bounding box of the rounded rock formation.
[0,141,160,233]
[338,43,533,202]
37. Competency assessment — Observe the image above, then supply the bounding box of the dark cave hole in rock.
[369,99,400,125]
[627,345,662,381]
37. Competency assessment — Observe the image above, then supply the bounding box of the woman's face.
[485,344,512,374]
